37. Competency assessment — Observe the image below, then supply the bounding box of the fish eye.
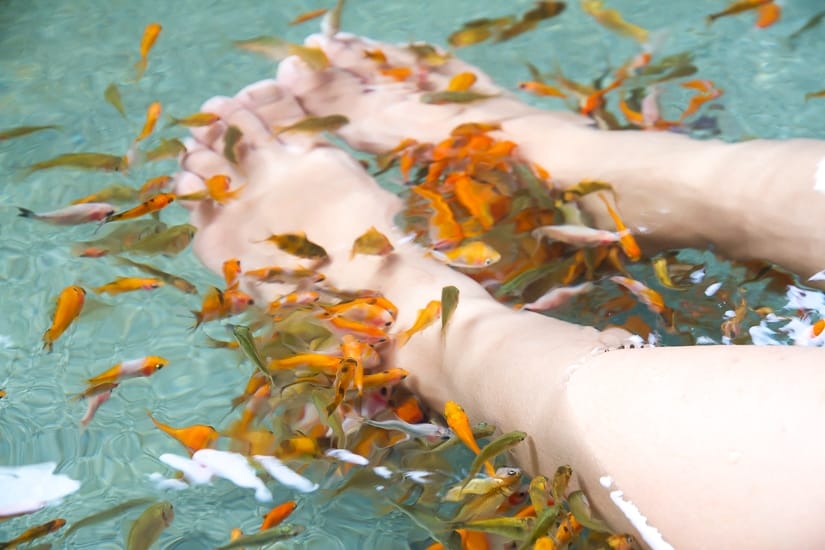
[507,468,517,476]
[484,258,494,265]
[155,363,164,370]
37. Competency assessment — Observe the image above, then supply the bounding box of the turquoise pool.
[2,0,825,548]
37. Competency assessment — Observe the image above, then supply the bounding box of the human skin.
[173,36,825,549]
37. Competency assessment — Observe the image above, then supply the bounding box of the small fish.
[147,411,219,453]
[145,138,187,162]
[205,174,244,204]
[567,490,611,533]
[275,114,349,135]
[550,464,573,502]
[165,111,221,128]
[80,388,114,427]
[361,367,408,388]
[60,498,156,541]
[126,501,174,550]
[755,2,780,28]
[94,277,164,295]
[17,203,115,225]
[532,224,621,247]
[71,381,119,402]
[261,232,328,261]
[447,72,478,92]
[441,285,459,335]
[363,418,450,440]
[244,265,325,284]
[260,501,297,530]
[104,83,127,118]
[72,185,138,206]
[463,430,526,483]
[350,226,394,258]
[0,124,60,141]
[134,101,162,143]
[223,258,242,289]
[521,282,595,311]
[706,0,772,25]
[379,66,413,81]
[322,0,345,36]
[598,193,641,261]
[138,175,173,201]
[191,287,225,328]
[27,152,128,174]
[528,475,549,514]
[651,256,686,290]
[448,26,493,47]
[452,516,533,541]
[410,185,464,249]
[123,224,195,256]
[223,125,243,164]
[581,0,648,42]
[113,256,197,294]
[450,121,502,136]
[610,275,666,314]
[561,179,614,202]
[444,400,483,456]
[420,91,499,104]
[606,534,635,550]
[289,8,328,25]
[87,355,169,385]
[396,300,441,347]
[215,524,305,550]
[430,241,502,269]
[234,36,330,71]
[134,22,162,81]
[788,10,825,46]
[104,192,176,224]
[805,89,825,101]
[0,518,66,549]
[233,325,274,385]
[519,81,567,98]
[43,285,86,351]
[362,48,388,64]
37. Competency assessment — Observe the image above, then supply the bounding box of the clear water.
[1,0,825,548]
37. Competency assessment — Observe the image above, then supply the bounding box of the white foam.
[373,466,393,479]
[609,490,675,550]
[599,475,613,488]
[325,449,369,466]
[254,455,319,493]
[0,462,80,517]
[815,156,825,194]
[704,282,722,296]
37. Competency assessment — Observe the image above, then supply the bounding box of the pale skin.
[174,33,825,549]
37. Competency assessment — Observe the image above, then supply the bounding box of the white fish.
[532,224,622,247]
[363,419,451,440]
[521,282,595,311]
[254,455,319,493]
[17,202,116,225]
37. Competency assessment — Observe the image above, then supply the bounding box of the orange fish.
[223,258,242,289]
[678,79,723,122]
[447,72,478,92]
[379,66,413,81]
[192,286,225,328]
[0,518,66,548]
[135,22,162,80]
[105,193,176,223]
[289,8,328,25]
[324,301,394,328]
[165,111,221,128]
[268,290,320,314]
[138,175,173,201]
[811,319,825,337]
[755,2,781,27]
[268,353,342,375]
[706,0,772,25]
[327,316,389,345]
[43,285,86,351]
[518,81,567,98]
[396,300,441,347]
[430,241,502,269]
[205,174,244,205]
[135,101,162,143]
[410,186,464,249]
[147,411,219,453]
[362,48,388,64]
[260,500,297,530]
[361,368,408,389]
[93,276,164,294]
[610,276,666,314]
[244,265,326,285]
[597,193,641,261]
[87,355,169,385]
[444,400,485,458]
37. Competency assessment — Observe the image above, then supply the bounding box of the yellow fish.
[147,411,219,454]
[87,356,169,385]
[447,72,478,92]
[261,232,328,260]
[165,111,221,128]
[396,300,441,347]
[134,101,162,143]
[93,276,164,294]
[274,114,349,135]
[134,22,162,81]
[43,285,86,351]
[581,0,649,43]
[350,226,394,258]
[430,241,501,269]
[105,193,176,224]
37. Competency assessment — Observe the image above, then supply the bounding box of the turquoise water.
[2,0,825,548]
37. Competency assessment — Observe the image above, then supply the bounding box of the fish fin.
[16,207,36,218]
[190,310,204,331]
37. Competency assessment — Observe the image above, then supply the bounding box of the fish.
[528,475,550,514]
[805,89,825,101]
[87,356,169,385]
[518,503,562,550]
[561,179,614,202]
[123,224,195,256]
[706,0,772,25]
[581,0,648,43]
[396,300,441,347]
[610,275,666,315]
[462,431,527,483]
[234,36,330,71]
[606,534,635,550]
[126,501,174,550]
[17,203,115,225]
[363,418,451,440]
[43,285,86,351]
[147,411,219,453]
[80,388,114,427]
[223,125,243,164]
[322,0,345,36]
[134,101,162,143]
[0,518,66,549]
[678,79,723,122]
[105,192,176,224]
[104,83,127,118]
[430,241,502,269]
[289,8,328,25]
[0,124,60,141]
[71,381,119,402]
[410,185,464,249]
[165,111,221,128]
[138,175,173,201]
[233,325,274,385]
[112,256,197,294]
[223,258,242,289]
[60,498,157,541]
[361,367,409,388]
[351,226,394,258]
[324,301,394,328]
[788,10,825,46]
[134,22,162,81]
[93,277,164,295]
[260,501,297,530]
[420,91,499,104]
[531,224,621,247]
[447,72,478,92]
[567,490,611,533]
[27,152,128,174]
[519,81,567,98]
[327,316,389,345]
[441,285,459,336]
[521,282,595,311]
[192,287,225,328]
[244,265,325,284]
[274,114,349,135]
[444,400,484,456]
[215,524,304,550]
[268,353,342,375]
[448,26,494,47]
[550,464,573,502]
[597,194,641,261]
[755,2,781,28]
[451,517,533,541]
[261,232,328,260]
[205,174,244,204]
[145,138,187,162]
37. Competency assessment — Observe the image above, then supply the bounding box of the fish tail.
[42,332,54,352]
[395,331,410,348]
[190,310,204,331]
[133,59,148,82]
[17,207,36,219]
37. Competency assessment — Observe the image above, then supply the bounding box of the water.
[1,0,825,547]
